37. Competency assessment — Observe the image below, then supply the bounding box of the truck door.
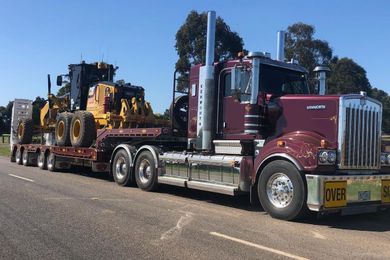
[221,72,249,136]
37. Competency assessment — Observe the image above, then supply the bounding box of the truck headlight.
[318,150,337,165]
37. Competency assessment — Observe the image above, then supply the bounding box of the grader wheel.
[17,118,33,144]
[70,111,96,147]
[55,112,73,146]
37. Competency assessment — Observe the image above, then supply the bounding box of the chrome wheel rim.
[115,157,127,180]
[22,150,28,164]
[266,173,294,208]
[38,153,44,167]
[138,159,151,184]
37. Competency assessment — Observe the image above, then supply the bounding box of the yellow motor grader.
[17,62,166,147]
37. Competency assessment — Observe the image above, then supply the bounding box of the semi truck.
[10,11,390,220]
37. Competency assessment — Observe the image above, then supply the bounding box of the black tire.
[70,111,96,148]
[47,153,56,172]
[134,150,158,191]
[112,149,135,186]
[15,148,22,165]
[22,149,30,166]
[55,112,73,146]
[38,151,47,170]
[17,118,33,144]
[258,160,308,221]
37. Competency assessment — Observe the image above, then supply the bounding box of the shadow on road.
[303,210,390,232]
[57,167,390,231]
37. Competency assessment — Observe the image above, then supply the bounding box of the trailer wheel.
[112,149,135,186]
[38,151,47,170]
[55,112,73,146]
[47,153,56,172]
[258,160,307,221]
[134,150,158,191]
[22,149,30,166]
[15,148,22,165]
[70,111,96,148]
[17,118,33,144]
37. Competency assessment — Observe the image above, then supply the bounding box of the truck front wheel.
[134,150,158,191]
[112,149,135,186]
[258,160,307,220]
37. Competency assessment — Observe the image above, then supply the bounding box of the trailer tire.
[22,149,30,166]
[55,112,73,146]
[134,150,158,191]
[47,153,56,172]
[38,151,47,170]
[258,160,307,221]
[17,118,33,144]
[15,148,22,165]
[70,111,96,148]
[112,149,135,186]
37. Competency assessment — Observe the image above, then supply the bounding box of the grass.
[0,144,10,157]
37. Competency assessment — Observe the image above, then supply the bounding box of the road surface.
[1,156,390,259]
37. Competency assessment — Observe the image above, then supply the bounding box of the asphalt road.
[1,156,390,260]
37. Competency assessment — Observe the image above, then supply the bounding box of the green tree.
[370,87,390,133]
[285,22,333,92]
[57,82,70,96]
[327,57,371,94]
[175,11,245,91]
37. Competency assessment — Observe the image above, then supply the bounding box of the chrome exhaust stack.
[276,31,285,62]
[197,11,216,150]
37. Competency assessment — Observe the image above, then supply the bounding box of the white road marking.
[8,174,35,183]
[312,231,326,240]
[210,232,309,260]
[160,212,193,240]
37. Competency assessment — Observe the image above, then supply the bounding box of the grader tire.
[17,118,33,144]
[70,111,96,147]
[55,112,73,146]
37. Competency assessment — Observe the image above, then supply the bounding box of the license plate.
[358,191,371,201]
[324,181,347,208]
[382,180,390,203]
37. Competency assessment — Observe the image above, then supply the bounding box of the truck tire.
[15,148,22,165]
[112,149,135,186]
[17,118,33,144]
[47,152,56,172]
[55,112,73,146]
[38,151,47,170]
[70,111,96,148]
[22,149,30,166]
[134,150,158,191]
[258,160,307,221]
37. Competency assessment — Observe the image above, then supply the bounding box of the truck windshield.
[259,64,309,95]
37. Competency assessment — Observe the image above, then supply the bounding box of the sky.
[0,0,389,113]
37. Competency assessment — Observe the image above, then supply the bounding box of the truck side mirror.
[231,67,241,92]
[56,75,63,86]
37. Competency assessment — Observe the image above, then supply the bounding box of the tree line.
[1,11,389,134]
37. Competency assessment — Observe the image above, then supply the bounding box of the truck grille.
[339,96,382,170]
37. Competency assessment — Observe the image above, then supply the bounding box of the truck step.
[158,176,237,196]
